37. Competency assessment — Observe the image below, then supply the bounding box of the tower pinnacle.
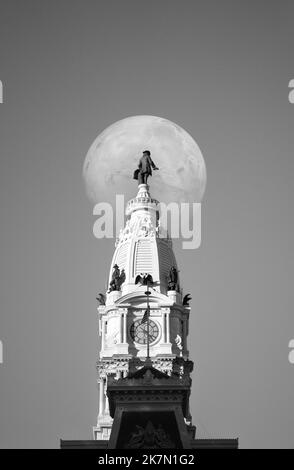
[93,183,191,440]
[107,183,179,300]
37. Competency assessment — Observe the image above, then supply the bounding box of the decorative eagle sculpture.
[96,293,106,305]
[183,293,192,306]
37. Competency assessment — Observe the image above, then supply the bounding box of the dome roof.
[107,184,180,300]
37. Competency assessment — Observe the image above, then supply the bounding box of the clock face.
[130,319,159,345]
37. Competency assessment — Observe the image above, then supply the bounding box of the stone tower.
[61,183,238,449]
[93,183,192,441]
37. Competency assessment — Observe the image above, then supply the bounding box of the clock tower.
[60,121,238,450]
[93,183,192,441]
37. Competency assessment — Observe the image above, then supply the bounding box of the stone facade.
[93,184,193,441]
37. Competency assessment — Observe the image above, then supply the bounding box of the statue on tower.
[133,150,159,185]
[108,264,126,292]
[167,266,179,291]
[96,293,106,305]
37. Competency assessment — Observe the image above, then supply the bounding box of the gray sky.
[0,0,293,448]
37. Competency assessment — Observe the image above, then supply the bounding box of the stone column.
[166,312,170,343]
[101,319,105,351]
[119,314,123,343]
[183,319,187,351]
[163,313,167,342]
[99,379,104,415]
[104,377,109,414]
[123,313,127,343]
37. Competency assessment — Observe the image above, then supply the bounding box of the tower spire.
[93,182,189,441]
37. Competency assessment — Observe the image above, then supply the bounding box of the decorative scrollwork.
[125,420,175,449]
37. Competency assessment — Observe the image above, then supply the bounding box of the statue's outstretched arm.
[149,156,159,170]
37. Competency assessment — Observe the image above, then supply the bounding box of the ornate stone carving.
[183,293,192,306]
[110,367,191,387]
[97,358,130,377]
[105,329,119,347]
[108,264,125,292]
[116,213,157,247]
[125,420,175,449]
[96,293,105,305]
[137,215,155,238]
[175,334,183,355]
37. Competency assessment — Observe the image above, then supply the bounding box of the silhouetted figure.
[167,266,178,291]
[135,273,154,286]
[119,268,126,288]
[183,294,192,306]
[133,150,159,185]
[108,265,126,292]
[96,293,105,305]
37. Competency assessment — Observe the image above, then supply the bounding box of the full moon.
[83,115,206,206]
